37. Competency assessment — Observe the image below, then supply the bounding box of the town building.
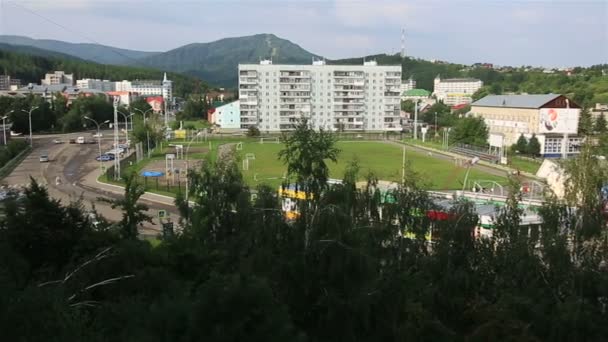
[41,71,74,86]
[209,100,241,130]
[0,75,22,91]
[114,73,172,104]
[400,77,416,94]
[433,75,483,105]
[471,94,582,157]
[238,60,402,132]
[76,78,115,92]
[402,88,431,101]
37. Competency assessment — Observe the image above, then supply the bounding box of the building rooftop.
[403,89,430,97]
[440,78,482,83]
[472,94,562,109]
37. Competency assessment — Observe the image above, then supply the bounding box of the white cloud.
[333,0,415,28]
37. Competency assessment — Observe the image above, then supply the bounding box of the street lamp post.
[134,108,153,158]
[118,111,134,153]
[84,116,110,174]
[20,106,39,147]
[434,112,439,138]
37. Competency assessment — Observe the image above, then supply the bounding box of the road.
[2,133,179,237]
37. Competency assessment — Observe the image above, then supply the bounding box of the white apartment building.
[76,78,115,92]
[114,73,173,103]
[433,75,482,105]
[41,71,74,86]
[238,60,402,132]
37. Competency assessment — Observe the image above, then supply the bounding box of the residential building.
[209,100,240,130]
[76,78,115,92]
[471,94,582,157]
[238,60,402,132]
[400,77,416,94]
[433,75,483,105]
[41,71,74,86]
[0,75,22,91]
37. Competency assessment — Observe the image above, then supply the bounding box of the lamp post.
[462,156,480,194]
[20,106,39,147]
[118,111,133,152]
[434,112,439,138]
[134,108,153,158]
[2,110,13,145]
[84,116,110,174]
[112,97,120,180]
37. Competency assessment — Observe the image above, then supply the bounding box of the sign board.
[175,130,187,139]
[162,222,174,238]
[158,210,167,219]
[489,133,504,148]
[539,108,579,134]
[166,153,175,159]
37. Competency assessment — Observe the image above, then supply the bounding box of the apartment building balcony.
[279,85,311,91]
[239,71,257,76]
[333,72,365,77]
[239,78,258,84]
[280,71,310,77]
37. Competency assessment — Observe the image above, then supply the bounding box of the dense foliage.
[1,123,607,341]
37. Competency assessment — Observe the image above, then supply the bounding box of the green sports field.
[236,141,508,190]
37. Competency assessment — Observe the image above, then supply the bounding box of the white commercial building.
[76,78,115,92]
[238,60,402,132]
[113,73,173,103]
[209,100,241,130]
[41,71,74,86]
[433,75,482,105]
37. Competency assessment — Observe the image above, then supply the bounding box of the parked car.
[10,131,22,136]
[95,154,115,162]
[52,139,63,144]
[76,137,85,144]
[68,138,76,144]
[92,132,103,138]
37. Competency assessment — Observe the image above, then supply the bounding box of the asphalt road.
[3,133,178,236]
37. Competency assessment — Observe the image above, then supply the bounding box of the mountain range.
[0,34,320,87]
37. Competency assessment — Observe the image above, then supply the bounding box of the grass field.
[237,141,507,190]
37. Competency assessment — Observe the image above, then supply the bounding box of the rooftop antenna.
[401,27,406,58]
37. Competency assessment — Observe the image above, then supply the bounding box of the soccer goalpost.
[242,153,256,171]
[259,137,280,144]
[236,142,243,151]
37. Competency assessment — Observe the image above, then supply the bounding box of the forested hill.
[0,47,203,97]
[331,54,608,107]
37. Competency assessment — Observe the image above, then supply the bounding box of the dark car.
[95,154,115,162]
[68,138,76,144]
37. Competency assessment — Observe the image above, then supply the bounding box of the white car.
[10,131,22,137]
[92,133,103,138]
[52,139,63,144]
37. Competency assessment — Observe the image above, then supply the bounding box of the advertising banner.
[539,108,579,134]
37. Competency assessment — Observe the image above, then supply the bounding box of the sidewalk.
[401,141,544,181]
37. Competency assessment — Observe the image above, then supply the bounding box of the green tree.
[247,125,261,137]
[527,134,541,157]
[578,107,593,135]
[450,116,489,146]
[401,99,415,113]
[594,113,607,133]
[278,118,340,197]
[516,134,529,154]
[100,173,151,239]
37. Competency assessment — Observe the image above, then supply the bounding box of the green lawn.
[508,156,542,174]
[238,141,507,190]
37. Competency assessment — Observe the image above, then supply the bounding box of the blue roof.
[472,94,561,109]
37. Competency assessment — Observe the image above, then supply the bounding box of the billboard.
[539,108,579,134]
[146,96,164,113]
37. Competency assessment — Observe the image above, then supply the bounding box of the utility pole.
[413,100,418,140]
[113,97,120,180]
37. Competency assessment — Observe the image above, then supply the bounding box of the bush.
[247,126,261,137]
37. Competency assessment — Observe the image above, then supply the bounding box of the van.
[76,137,85,144]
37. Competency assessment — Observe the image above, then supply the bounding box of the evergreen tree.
[594,113,607,133]
[516,134,528,154]
[528,134,541,156]
[577,108,593,135]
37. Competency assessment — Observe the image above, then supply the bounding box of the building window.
[544,138,562,154]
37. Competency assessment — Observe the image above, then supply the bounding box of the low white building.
[41,71,74,86]
[433,75,483,105]
[114,73,172,103]
[209,100,241,130]
[76,78,115,92]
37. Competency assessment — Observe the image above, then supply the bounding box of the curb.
[94,178,178,206]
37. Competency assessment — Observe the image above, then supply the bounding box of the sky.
[0,0,606,67]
